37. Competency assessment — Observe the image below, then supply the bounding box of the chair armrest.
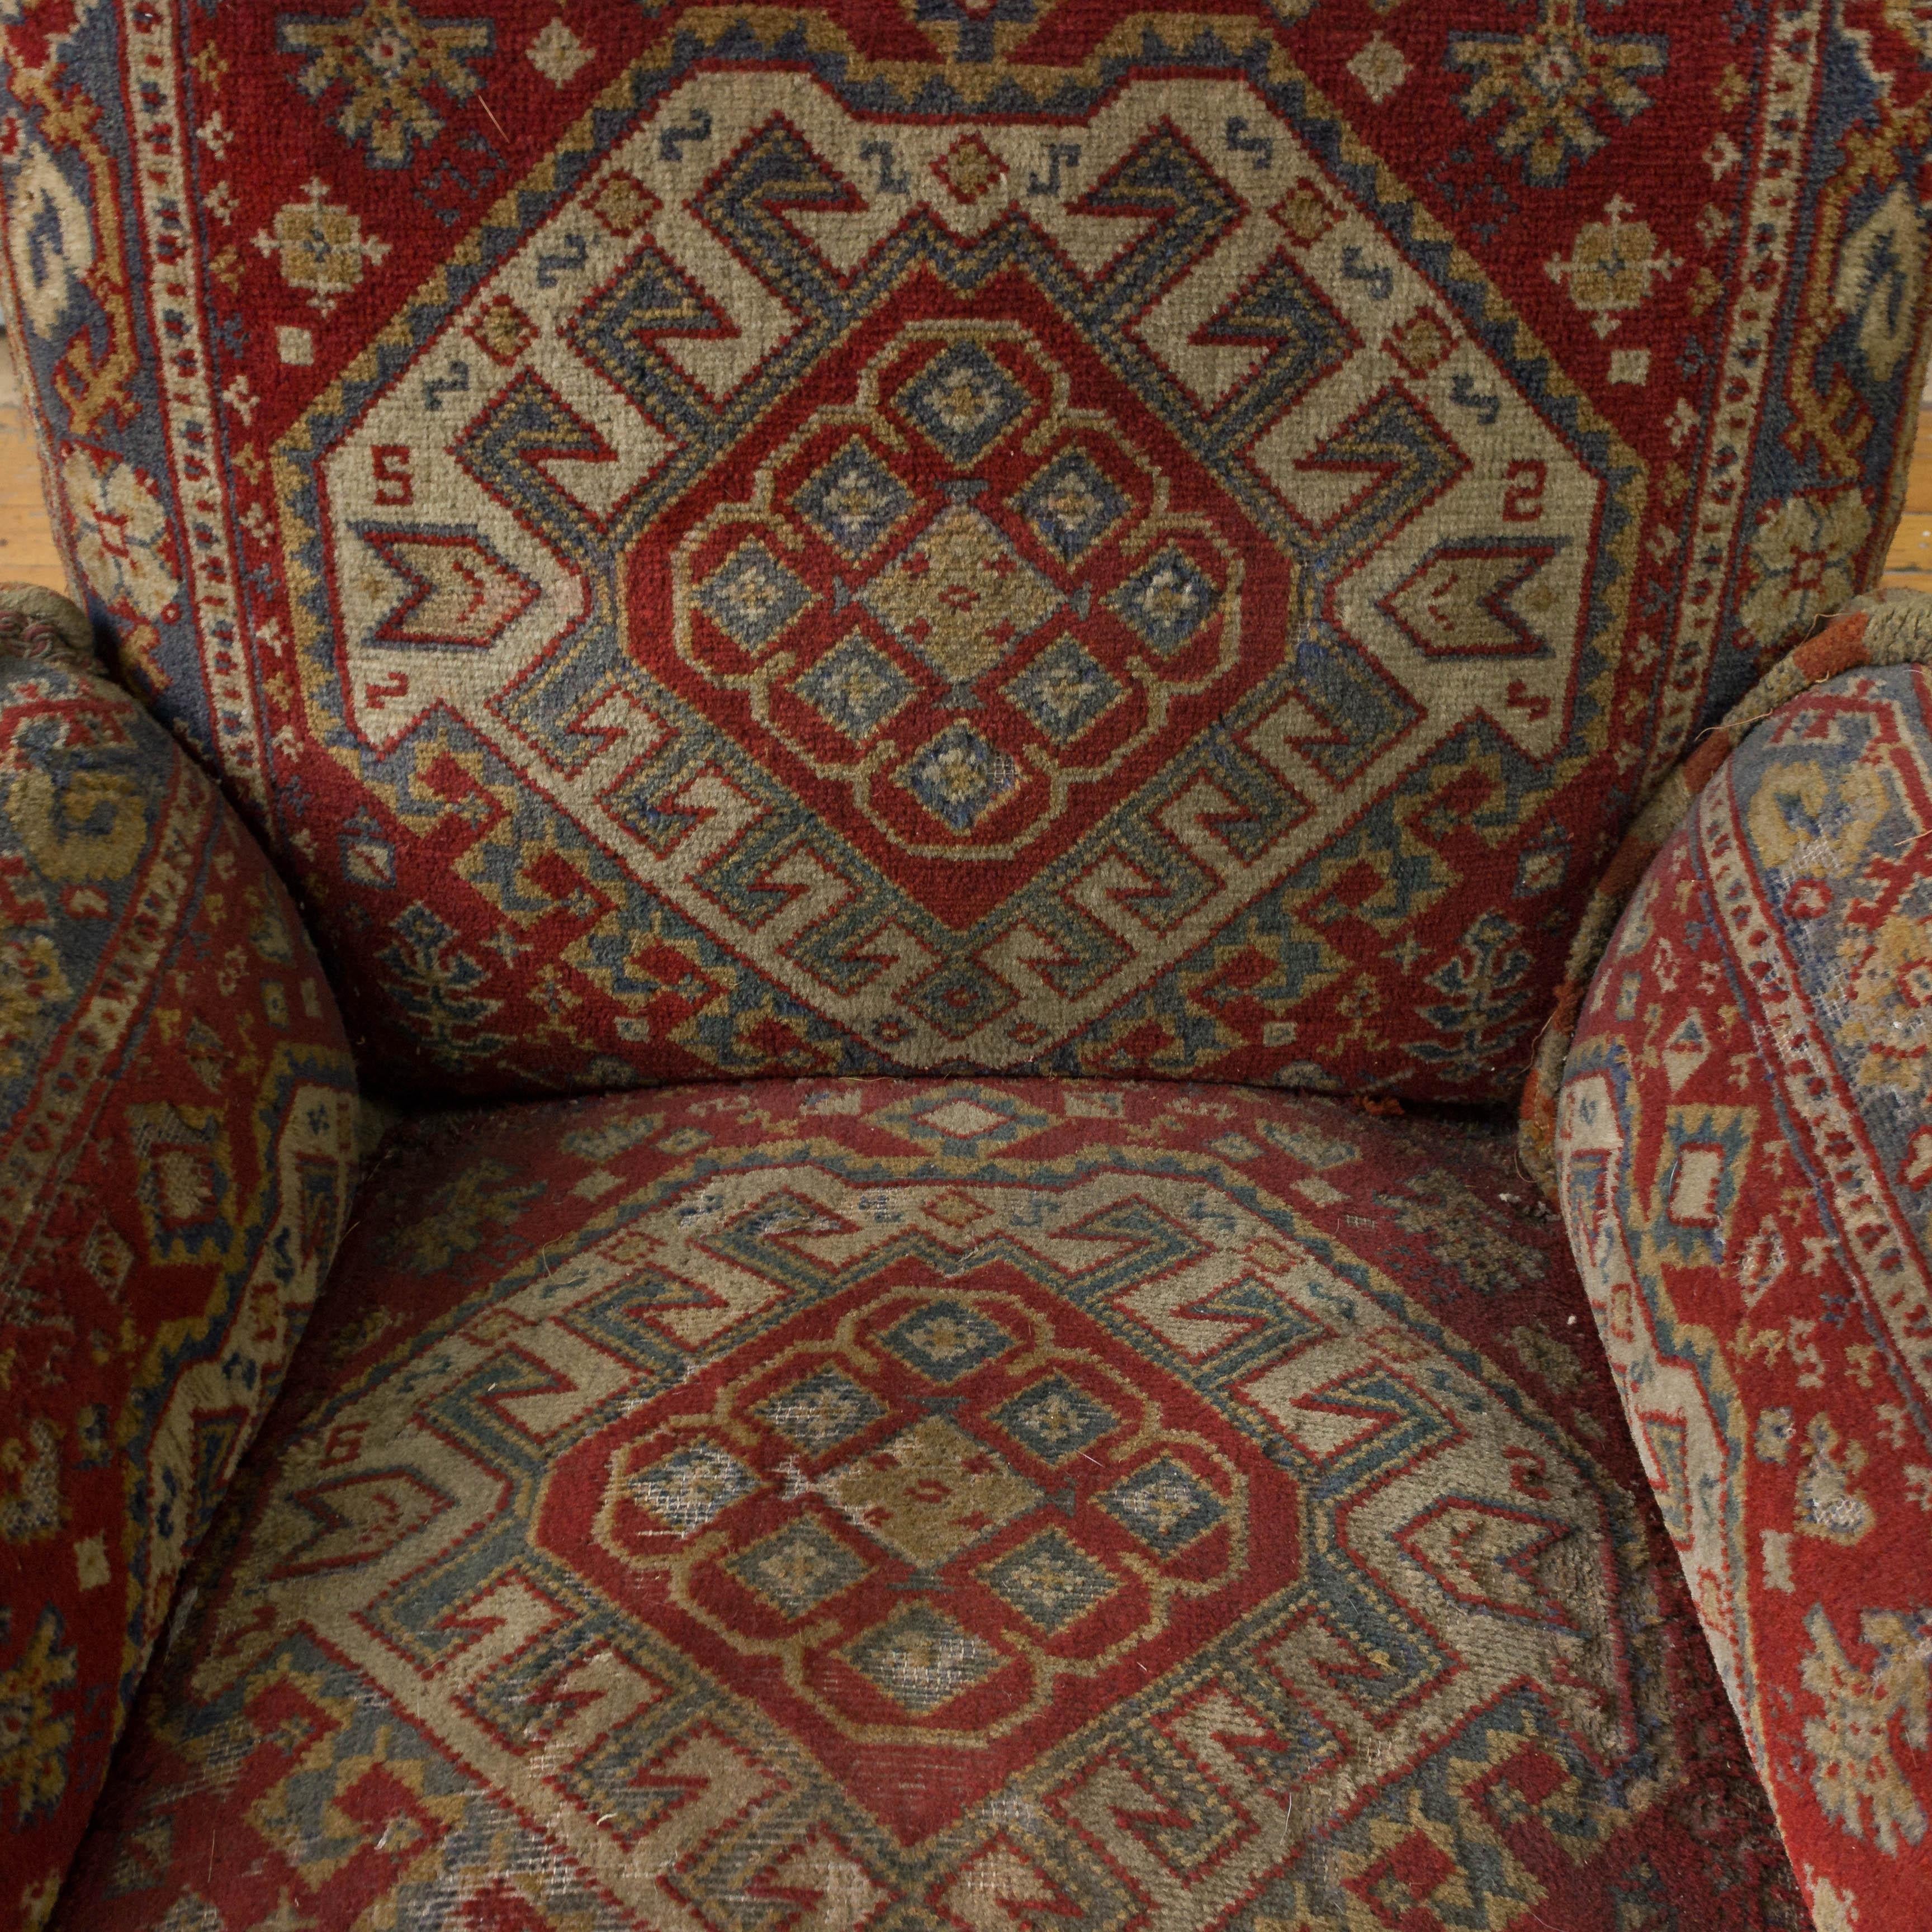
[0,589,358,1929]
[1556,655,1932,1929]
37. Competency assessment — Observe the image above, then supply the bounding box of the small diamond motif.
[792,441,915,559]
[897,340,1031,467]
[860,508,1064,689]
[932,134,1007,205]
[465,294,539,366]
[1109,546,1219,656]
[900,723,1019,832]
[1272,179,1343,246]
[1098,1457,1225,1556]
[755,1367,886,1455]
[827,1417,1041,1568]
[726,1518,868,1617]
[794,638,915,741]
[1386,309,1455,378]
[904,963,1020,1040]
[1016,449,1129,564]
[982,1530,1120,1633]
[586,171,657,237]
[1347,31,1410,105]
[694,540,814,651]
[878,1298,1015,1384]
[628,1441,759,1535]
[876,1090,1053,1147]
[920,1098,1010,1139]
[842,1603,1002,1715]
[925,1190,990,1230]
[994,1374,1121,1466]
[1005,639,1122,744]
[528,17,594,86]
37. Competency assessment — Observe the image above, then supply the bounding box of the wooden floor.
[0,339,64,595]
[3,335,1931,603]
[1882,422,1932,590]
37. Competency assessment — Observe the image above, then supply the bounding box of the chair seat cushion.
[60,1079,1799,1929]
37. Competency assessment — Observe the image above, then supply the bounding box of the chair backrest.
[4,2,1929,1102]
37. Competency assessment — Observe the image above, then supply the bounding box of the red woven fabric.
[5,3,1930,1100]
[60,1079,1800,1929]
[0,659,358,1931]
[1559,665,1932,1929]
[1520,590,1932,1192]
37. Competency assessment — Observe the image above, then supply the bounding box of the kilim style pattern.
[4,3,1930,1098]
[7,6,1932,1929]
[60,1081,1803,1930]
[1521,589,1932,1192]
[0,618,359,1930]
[1560,663,1932,1930]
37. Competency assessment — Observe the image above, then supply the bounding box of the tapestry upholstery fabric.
[59,1079,1803,1930]
[0,623,360,1931]
[1521,588,1932,1194]
[1557,666,1932,1929]
[6,6,1932,1105]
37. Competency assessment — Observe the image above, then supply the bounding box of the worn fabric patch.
[62,1078,1800,1929]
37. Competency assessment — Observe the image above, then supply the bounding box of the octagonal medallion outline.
[560,1280,1270,1753]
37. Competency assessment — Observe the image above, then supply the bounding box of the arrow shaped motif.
[362,528,541,650]
[1380,541,1559,659]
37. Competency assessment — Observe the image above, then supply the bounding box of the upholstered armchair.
[2,6,1929,1929]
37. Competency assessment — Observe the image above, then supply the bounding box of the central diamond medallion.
[859,504,1066,692]
[649,311,1253,910]
[824,1416,1042,1568]
[547,1274,1294,1841]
